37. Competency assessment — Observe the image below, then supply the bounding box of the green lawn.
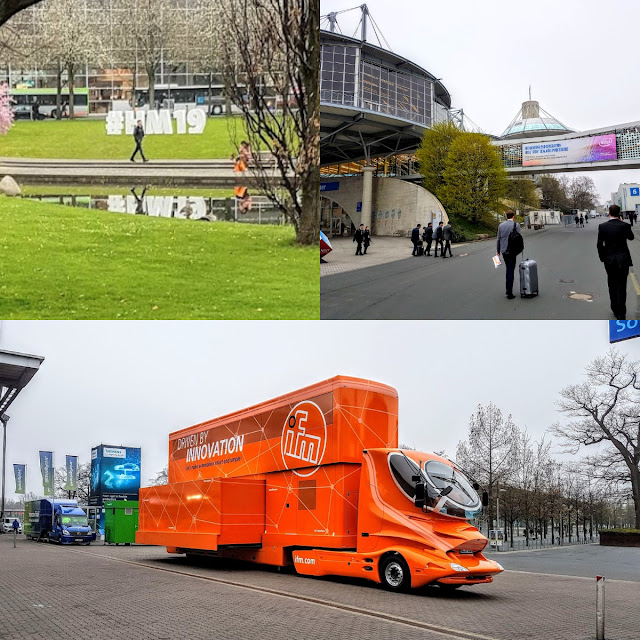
[1,117,245,159]
[0,196,319,319]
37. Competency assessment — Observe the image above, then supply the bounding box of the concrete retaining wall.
[321,176,447,236]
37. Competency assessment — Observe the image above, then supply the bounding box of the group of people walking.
[574,213,587,227]
[353,224,371,255]
[411,221,453,258]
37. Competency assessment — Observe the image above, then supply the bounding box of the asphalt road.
[1,535,639,640]
[486,542,640,582]
[321,221,640,319]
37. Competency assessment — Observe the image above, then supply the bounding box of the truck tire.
[380,554,410,592]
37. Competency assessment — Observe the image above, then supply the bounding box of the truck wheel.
[380,554,410,592]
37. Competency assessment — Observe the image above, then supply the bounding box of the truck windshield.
[422,460,481,519]
[387,453,482,519]
[61,516,88,526]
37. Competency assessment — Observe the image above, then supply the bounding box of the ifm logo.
[281,401,327,477]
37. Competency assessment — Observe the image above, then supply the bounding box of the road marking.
[66,548,500,640]
[501,569,639,584]
[630,271,640,296]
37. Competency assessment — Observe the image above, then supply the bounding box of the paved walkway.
[1,534,639,640]
[321,235,473,276]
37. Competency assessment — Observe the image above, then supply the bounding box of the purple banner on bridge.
[523,134,617,167]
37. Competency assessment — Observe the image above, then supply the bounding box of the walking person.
[597,204,634,320]
[497,211,523,300]
[574,213,580,227]
[433,221,444,257]
[423,223,433,256]
[580,214,584,227]
[442,220,453,258]
[353,223,364,256]
[363,226,371,254]
[411,224,422,256]
[130,120,148,162]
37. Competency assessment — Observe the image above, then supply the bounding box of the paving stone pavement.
[320,235,473,277]
[0,534,638,640]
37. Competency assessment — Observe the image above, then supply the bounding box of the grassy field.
[1,117,245,159]
[0,196,318,319]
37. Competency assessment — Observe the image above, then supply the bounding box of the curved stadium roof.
[321,30,452,165]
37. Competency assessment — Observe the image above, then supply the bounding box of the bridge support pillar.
[361,166,375,230]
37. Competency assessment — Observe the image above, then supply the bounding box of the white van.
[1,517,22,534]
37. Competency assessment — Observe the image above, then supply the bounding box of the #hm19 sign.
[106,109,206,135]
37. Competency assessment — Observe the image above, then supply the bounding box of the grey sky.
[2,320,638,500]
[321,0,640,203]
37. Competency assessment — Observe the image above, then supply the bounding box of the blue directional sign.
[320,182,339,193]
[630,187,639,197]
[356,201,362,212]
[609,320,640,343]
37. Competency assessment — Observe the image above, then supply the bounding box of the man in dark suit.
[597,204,634,320]
[433,221,444,257]
[353,223,364,255]
[423,223,433,256]
[411,224,421,256]
[442,221,453,258]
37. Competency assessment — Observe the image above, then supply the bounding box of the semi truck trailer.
[137,376,503,590]
[24,499,95,545]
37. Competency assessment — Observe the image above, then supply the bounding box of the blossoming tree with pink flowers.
[0,82,13,135]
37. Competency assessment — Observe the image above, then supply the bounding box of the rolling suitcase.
[417,245,424,256]
[519,259,538,298]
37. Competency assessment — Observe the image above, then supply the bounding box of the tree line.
[455,350,640,545]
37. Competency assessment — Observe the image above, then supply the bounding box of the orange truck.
[136,376,503,590]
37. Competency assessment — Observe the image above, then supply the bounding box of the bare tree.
[127,0,179,109]
[39,0,102,119]
[147,466,168,486]
[218,0,319,245]
[568,175,598,211]
[552,349,640,528]
[178,0,223,115]
[456,402,518,534]
[53,462,91,503]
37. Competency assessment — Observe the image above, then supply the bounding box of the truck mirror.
[414,482,426,509]
[482,491,489,507]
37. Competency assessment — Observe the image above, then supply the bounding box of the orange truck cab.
[136,376,503,590]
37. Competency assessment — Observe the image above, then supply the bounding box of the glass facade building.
[0,0,226,114]
[321,33,442,128]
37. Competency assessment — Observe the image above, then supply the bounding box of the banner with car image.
[89,444,141,506]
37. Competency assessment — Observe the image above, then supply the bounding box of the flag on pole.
[65,455,78,491]
[13,464,26,494]
[39,451,54,495]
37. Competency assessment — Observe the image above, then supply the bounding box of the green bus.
[10,87,90,118]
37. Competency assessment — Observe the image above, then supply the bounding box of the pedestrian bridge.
[494,120,640,175]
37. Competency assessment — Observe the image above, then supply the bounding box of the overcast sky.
[1,320,638,500]
[320,0,640,204]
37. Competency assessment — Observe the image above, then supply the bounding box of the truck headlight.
[496,562,504,571]
[62,529,69,535]
[450,563,467,572]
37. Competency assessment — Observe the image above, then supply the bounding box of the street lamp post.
[1,413,10,522]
